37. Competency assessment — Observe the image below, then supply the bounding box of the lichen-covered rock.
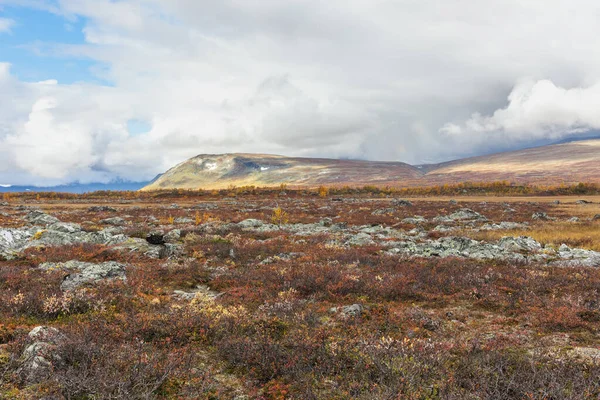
[238,219,264,228]
[100,217,126,226]
[330,304,364,318]
[40,261,127,291]
[346,232,375,246]
[480,221,527,231]
[447,208,487,221]
[20,326,65,384]
[88,206,117,212]
[532,212,549,220]
[402,216,426,224]
[498,236,542,252]
[391,199,413,207]
[24,210,60,226]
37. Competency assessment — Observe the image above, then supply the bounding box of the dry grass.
[467,221,600,251]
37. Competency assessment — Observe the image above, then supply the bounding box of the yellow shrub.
[271,207,289,226]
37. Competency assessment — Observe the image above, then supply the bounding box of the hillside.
[423,139,600,185]
[142,153,424,190]
[142,140,600,191]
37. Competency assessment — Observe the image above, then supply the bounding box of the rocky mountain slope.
[143,139,600,190]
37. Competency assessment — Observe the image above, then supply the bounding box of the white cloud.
[441,79,600,150]
[2,0,600,184]
[0,17,15,33]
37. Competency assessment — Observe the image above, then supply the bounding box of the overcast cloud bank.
[1,0,600,185]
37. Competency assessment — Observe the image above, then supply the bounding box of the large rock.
[345,232,375,246]
[40,261,127,291]
[24,210,60,226]
[20,326,65,384]
[237,219,264,228]
[100,217,126,226]
[447,208,487,221]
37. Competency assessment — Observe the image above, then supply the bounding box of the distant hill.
[422,139,600,186]
[141,153,423,190]
[0,181,149,194]
[142,139,600,191]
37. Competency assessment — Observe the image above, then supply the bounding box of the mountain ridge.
[138,138,600,190]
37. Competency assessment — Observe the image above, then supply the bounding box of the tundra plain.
[1,186,600,399]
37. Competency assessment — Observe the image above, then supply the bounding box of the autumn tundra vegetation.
[1,182,600,399]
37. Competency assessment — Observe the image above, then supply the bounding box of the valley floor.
[1,191,600,399]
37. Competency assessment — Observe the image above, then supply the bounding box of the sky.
[1,0,600,185]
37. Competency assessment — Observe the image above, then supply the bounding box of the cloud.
[0,17,15,33]
[2,0,600,184]
[440,80,600,152]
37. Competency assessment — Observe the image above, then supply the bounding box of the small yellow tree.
[318,186,329,198]
[271,207,289,226]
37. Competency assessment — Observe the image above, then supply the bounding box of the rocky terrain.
[1,190,600,398]
[144,139,600,191]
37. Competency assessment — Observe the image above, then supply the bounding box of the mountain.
[141,153,424,190]
[0,181,149,194]
[422,139,600,185]
[142,139,600,190]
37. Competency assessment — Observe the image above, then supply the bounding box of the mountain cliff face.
[142,154,423,190]
[142,140,600,190]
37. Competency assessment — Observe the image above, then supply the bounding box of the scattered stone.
[346,232,375,246]
[175,217,194,224]
[532,212,549,220]
[238,219,264,228]
[576,200,592,204]
[319,217,333,227]
[592,214,600,221]
[567,217,580,223]
[392,199,413,207]
[330,304,363,318]
[100,217,126,226]
[173,285,221,301]
[480,221,527,231]
[402,216,426,224]
[448,208,487,221]
[449,199,458,205]
[88,206,117,212]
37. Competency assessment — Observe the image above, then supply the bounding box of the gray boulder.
[532,212,549,220]
[448,208,487,221]
[25,210,60,226]
[88,206,117,212]
[39,261,126,291]
[392,199,413,207]
[346,232,375,246]
[330,304,364,318]
[238,219,264,228]
[20,326,65,384]
[100,217,126,226]
[402,216,426,224]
